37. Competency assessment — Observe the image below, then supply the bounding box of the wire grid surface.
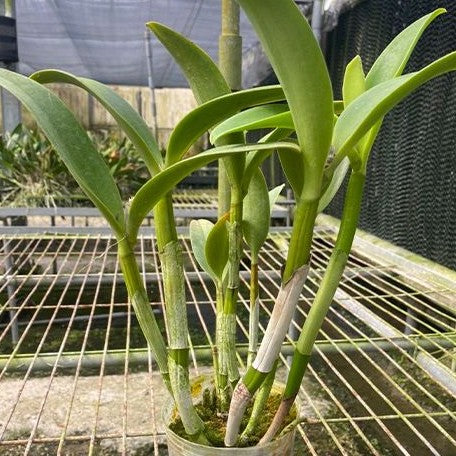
[0,226,455,455]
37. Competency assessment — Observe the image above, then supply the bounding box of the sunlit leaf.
[352,9,446,165]
[128,141,301,242]
[0,69,125,236]
[31,69,163,173]
[343,56,366,107]
[366,9,446,88]
[166,85,285,165]
[210,104,292,144]
[238,0,333,196]
[148,21,246,187]
[148,22,229,104]
[212,102,342,144]
[268,184,285,213]
[334,52,456,168]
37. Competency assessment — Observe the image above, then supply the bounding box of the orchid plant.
[1,0,454,448]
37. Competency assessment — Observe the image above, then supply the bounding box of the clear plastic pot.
[163,379,297,456]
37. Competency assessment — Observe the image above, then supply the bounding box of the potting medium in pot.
[163,377,297,456]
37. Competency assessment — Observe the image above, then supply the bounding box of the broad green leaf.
[210,104,292,144]
[334,52,456,168]
[269,184,285,213]
[189,219,217,280]
[343,56,366,107]
[243,169,270,257]
[31,69,163,173]
[205,214,229,279]
[238,0,333,196]
[148,22,229,104]
[345,9,447,172]
[366,9,446,88]
[318,157,350,213]
[278,149,304,198]
[242,128,294,192]
[341,56,370,177]
[0,69,125,236]
[166,85,285,165]
[128,141,301,242]
[148,21,245,188]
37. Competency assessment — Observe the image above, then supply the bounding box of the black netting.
[325,0,456,270]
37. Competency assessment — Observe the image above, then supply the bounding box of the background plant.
[0,126,149,207]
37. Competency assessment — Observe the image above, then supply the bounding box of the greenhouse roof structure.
[15,0,262,87]
[14,0,357,88]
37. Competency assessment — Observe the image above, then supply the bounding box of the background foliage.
[0,126,149,207]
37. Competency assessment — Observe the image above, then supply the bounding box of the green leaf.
[242,128,294,192]
[0,69,125,236]
[210,104,292,144]
[243,169,270,257]
[148,21,245,188]
[238,0,333,197]
[31,69,163,174]
[128,141,301,242]
[366,9,446,88]
[189,219,217,280]
[166,85,285,165]
[334,52,456,168]
[214,102,342,142]
[205,214,229,280]
[318,157,350,213]
[269,184,285,214]
[346,9,447,169]
[278,148,304,198]
[148,22,229,104]
[343,56,366,107]
[341,56,371,165]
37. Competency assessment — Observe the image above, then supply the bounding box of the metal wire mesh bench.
[0,215,455,455]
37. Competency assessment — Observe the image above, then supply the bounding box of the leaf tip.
[146,21,169,37]
[434,7,447,16]
[146,21,160,33]
[29,69,48,82]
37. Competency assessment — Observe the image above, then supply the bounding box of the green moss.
[169,388,297,447]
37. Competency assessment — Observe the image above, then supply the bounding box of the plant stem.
[214,283,224,404]
[239,360,278,445]
[219,0,242,91]
[216,187,243,410]
[282,195,319,283]
[216,4,245,398]
[117,238,170,392]
[218,164,231,218]
[245,196,317,383]
[154,194,207,442]
[247,258,259,367]
[224,196,317,446]
[260,170,366,443]
[218,0,242,217]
